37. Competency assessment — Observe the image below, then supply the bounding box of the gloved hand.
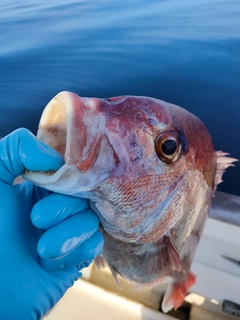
[0,128,104,320]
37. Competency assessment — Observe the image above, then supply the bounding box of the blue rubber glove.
[0,128,104,319]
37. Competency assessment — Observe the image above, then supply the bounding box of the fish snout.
[24,92,117,195]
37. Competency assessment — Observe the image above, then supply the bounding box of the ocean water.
[1,0,240,195]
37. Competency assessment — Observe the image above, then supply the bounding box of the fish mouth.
[23,91,116,195]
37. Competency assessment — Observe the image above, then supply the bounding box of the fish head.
[25,91,216,189]
[23,91,238,311]
[24,91,217,241]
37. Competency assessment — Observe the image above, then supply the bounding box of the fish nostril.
[130,141,137,148]
[147,117,158,125]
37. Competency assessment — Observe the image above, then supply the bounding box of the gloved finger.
[0,128,64,185]
[76,261,92,270]
[31,193,89,229]
[37,208,100,260]
[15,181,53,204]
[39,231,103,270]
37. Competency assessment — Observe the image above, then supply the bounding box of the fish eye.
[155,131,182,163]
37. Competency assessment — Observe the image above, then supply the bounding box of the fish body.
[24,92,236,312]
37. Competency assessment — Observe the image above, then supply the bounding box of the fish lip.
[23,165,68,185]
[23,163,109,194]
[37,91,93,170]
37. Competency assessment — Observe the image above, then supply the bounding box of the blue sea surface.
[1,0,240,195]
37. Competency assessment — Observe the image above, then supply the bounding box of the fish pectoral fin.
[161,271,196,313]
[161,235,185,273]
[132,236,185,291]
[143,236,185,279]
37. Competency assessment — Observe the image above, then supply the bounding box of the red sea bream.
[24,92,237,312]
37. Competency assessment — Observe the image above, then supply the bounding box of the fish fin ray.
[95,256,122,289]
[145,236,184,276]
[108,264,122,289]
[94,255,106,269]
[161,271,196,313]
[164,236,185,273]
[214,151,238,193]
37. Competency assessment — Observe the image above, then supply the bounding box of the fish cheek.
[106,114,159,174]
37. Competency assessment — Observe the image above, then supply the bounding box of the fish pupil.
[162,139,177,155]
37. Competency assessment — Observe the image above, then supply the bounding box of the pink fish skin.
[24,91,237,313]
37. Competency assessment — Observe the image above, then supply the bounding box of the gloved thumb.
[0,128,64,185]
